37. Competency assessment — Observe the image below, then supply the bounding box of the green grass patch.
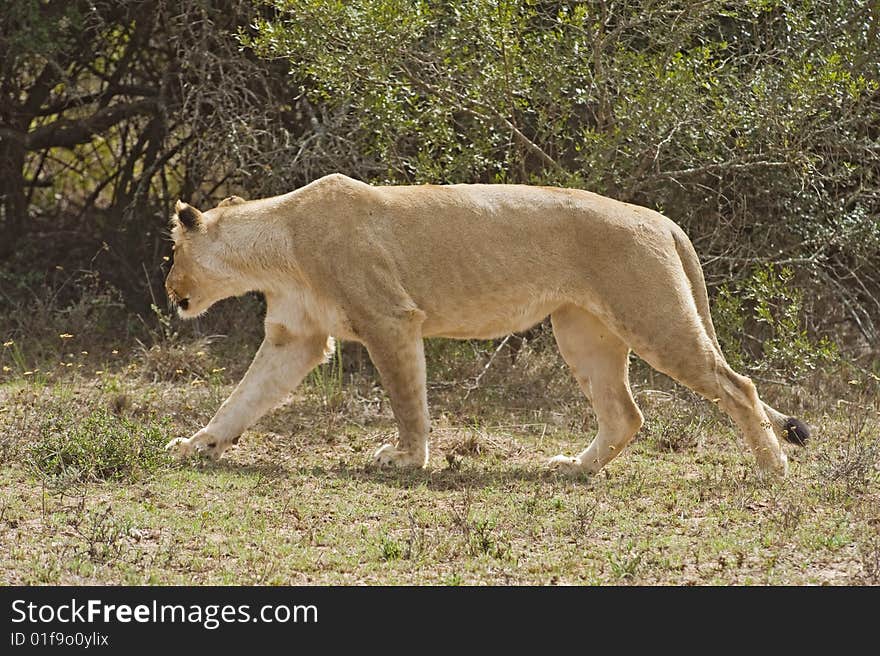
[26,408,173,485]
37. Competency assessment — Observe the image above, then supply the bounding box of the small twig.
[464,336,511,398]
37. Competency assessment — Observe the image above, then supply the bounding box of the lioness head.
[165,197,246,318]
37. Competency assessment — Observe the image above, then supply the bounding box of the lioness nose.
[178,298,190,310]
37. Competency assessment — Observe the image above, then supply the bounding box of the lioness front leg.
[364,324,430,469]
[166,326,331,460]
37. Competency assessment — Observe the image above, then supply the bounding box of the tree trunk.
[0,135,26,259]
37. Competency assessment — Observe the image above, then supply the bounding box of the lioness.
[164,173,808,476]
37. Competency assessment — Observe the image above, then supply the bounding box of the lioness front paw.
[164,430,232,462]
[547,454,593,477]
[372,444,428,469]
[165,436,196,459]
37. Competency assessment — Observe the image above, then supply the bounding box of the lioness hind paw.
[372,444,428,469]
[756,450,788,479]
[547,454,592,477]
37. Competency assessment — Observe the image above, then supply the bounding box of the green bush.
[714,264,838,379]
[27,409,172,484]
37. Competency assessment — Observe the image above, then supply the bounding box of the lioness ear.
[218,195,246,208]
[174,200,203,230]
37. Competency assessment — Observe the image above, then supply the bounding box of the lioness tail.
[761,402,810,446]
[671,228,723,354]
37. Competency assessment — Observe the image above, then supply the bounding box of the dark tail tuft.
[782,417,810,446]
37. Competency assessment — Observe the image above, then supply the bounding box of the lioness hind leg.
[634,327,788,476]
[703,364,788,476]
[364,325,430,469]
[548,305,644,475]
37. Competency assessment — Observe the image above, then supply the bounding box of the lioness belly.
[421,298,560,339]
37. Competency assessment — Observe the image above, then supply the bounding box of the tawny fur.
[164,173,804,476]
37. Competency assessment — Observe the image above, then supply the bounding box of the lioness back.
[290,177,685,340]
